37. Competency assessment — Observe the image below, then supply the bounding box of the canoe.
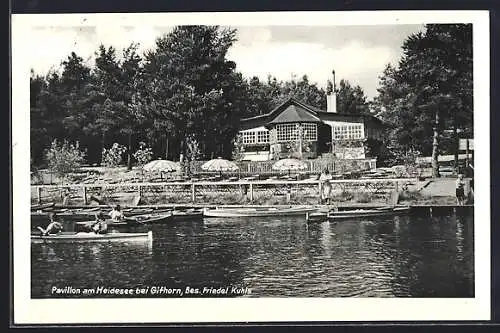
[306,212,329,223]
[171,209,204,221]
[327,206,410,220]
[31,231,153,243]
[203,206,318,218]
[74,220,130,232]
[31,208,173,223]
[128,212,173,225]
[31,202,55,211]
[75,212,173,230]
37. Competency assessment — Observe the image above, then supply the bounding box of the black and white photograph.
[12,10,490,324]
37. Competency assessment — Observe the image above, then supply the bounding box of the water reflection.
[31,209,474,298]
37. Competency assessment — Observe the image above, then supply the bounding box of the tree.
[335,79,370,114]
[142,25,244,165]
[373,24,473,176]
[45,139,86,182]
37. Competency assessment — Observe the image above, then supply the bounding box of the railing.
[189,158,377,175]
[31,178,416,206]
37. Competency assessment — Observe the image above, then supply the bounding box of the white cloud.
[29,25,401,99]
[30,27,96,74]
[227,39,396,99]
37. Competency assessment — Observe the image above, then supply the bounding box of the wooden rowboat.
[327,206,410,220]
[74,212,173,231]
[171,209,204,221]
[203,206,318,218]
[31,231,153,243]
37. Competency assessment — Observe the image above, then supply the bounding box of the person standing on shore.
[319,168,333,205]
[455,174,466,205]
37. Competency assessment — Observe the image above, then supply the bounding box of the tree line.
[31,24,472,177]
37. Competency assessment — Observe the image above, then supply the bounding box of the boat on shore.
[327,206,410,220]
[31,230,153,243]
[203,206,318,218]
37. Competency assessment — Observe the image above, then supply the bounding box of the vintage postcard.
[12,10,490,324]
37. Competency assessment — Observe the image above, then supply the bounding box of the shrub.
[45,140,86,182]
[102,143,127,167]
[133,141,153,166]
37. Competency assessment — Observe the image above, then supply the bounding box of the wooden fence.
[31,178,415,206]
[189,158,377,175]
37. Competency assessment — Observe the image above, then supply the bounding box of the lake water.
[31,208,474,298]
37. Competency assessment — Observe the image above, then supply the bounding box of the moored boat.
[203,206,318,218]
[128,212,173,225]
[31,230,153,243]
[171,209,204,221]
[306,212,329,223]
[327,206,410,220]
[31,202,55,211]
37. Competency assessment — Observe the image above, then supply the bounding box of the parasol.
[142,159,180,179]
[201,157,239,178]
[272,158,308,178]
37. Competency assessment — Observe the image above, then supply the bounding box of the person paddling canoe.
[108,204,124,222]
[37,213,63,236]
[91,212,108,234]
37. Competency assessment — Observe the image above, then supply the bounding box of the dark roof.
[267,104,321,125]
[240,97,388,129]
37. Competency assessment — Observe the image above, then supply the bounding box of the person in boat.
[37,213,63,236]
[319,168,333,205]
[108,204,124,222]
[91,212,108,234]
[455,174,466,205]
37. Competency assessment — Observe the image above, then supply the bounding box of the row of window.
[241,131,270,144]
[333,124,364,140]
[275,123,318,142]
[241,123,364,144]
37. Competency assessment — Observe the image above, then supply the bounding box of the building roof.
[267,104,321,125]
[240,97,388,129]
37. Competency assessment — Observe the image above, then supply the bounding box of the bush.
[102,143,127,167]
[45,140,86,182]
[133,141,153,166]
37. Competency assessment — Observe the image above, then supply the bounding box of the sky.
[29,24,425,100]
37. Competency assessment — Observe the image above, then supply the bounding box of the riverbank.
[31,177,473,208]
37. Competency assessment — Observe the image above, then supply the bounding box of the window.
[276,123,317,142]
[302,123,318,141]
[257,131,269,143]
[276,124,297,142]
[333,123,363,140]
[241,130,269,145]
[241,132,256,144]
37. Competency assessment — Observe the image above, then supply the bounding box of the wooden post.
[318,181,322,204]
[286,184,291,203]
[465,139,470,176]
[138,185,142,197]
[249,183,254,202]
[191,183,196,203]
[37,187,42,205]
[83,186,87,205]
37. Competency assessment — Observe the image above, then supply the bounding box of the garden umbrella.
[201,157,239,178]
[272,158,308,176]
[142,159,180,179]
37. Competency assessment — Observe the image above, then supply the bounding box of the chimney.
[326,69,337,113]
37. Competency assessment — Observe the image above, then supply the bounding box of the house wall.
[322,120,366,159]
